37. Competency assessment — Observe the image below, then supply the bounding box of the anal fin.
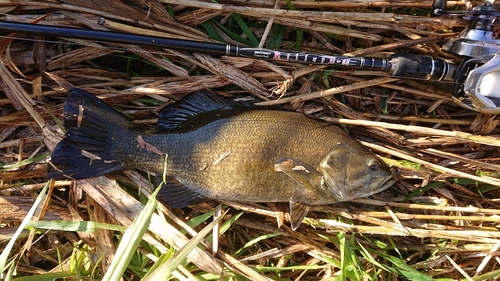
[289,201,310,230]
[156,176,207,208]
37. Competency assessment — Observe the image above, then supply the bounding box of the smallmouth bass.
[48,88,395,229]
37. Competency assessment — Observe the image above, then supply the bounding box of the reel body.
[436,0,500,113]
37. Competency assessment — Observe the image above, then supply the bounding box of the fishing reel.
[434,0,500,113]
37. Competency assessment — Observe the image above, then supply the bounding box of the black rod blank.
[0,20,459,81]
[0,20,392,71]
[0,20,232,55]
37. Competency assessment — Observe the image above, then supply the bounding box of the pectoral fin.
[274,158,323,190]
[289,201,310,230]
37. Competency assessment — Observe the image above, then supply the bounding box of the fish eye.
[368,159,379,171]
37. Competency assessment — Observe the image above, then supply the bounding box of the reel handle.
[432,0,447,10]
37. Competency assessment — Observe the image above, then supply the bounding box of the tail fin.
[48,88,130,179]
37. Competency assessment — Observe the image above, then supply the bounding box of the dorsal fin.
[156,92,255,131]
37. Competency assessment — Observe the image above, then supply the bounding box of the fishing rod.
[0,19,456,82]
[0,0,499,113]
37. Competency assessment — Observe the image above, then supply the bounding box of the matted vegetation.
[1,0,500,280]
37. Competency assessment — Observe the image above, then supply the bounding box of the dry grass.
[1,0,500,280]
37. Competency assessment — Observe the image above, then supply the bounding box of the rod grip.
[389,53,457,81]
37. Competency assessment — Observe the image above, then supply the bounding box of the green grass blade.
[358,243,396,273]
[187,208,217,228]
[216,23,252,46]
[206,210,244,244]
[26,220,126,232]
[404,181,443,201]
[0,153,50,172]
[254,264,326,271]
[46,106,65,134]
[338,232,348,281]
[201,21,224,42]
[338,233,363,280]
[4,262,15,281]
[217,210,243,236]
[231,13,259,46]
[383,254,435,281]
[235,233,282,256]
[0,182,49,275]
[283,0,296,10]
[468,267,500,281]
[101,185,161,281]
[265,25,286,49]
[295,28,303,51]
[359,243,435,281]
[12,271,73,281]
[144,210,228,280]
[141,247,175,280]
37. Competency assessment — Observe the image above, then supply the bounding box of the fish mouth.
[326,177,395,202]
[356,178,394,199]
[319,169,393,202]
[345,179,394,201]
[374,175,396,193]
[369,169,396,193]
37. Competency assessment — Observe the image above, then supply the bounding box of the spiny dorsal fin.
[156,92,255,131]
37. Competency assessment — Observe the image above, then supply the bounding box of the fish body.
[49,88,395,229]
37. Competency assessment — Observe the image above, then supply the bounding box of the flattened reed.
[1,0,499,280]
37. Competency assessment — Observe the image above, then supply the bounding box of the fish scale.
[146,111,336,199]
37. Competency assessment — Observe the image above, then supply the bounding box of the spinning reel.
[435,0,500,113]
